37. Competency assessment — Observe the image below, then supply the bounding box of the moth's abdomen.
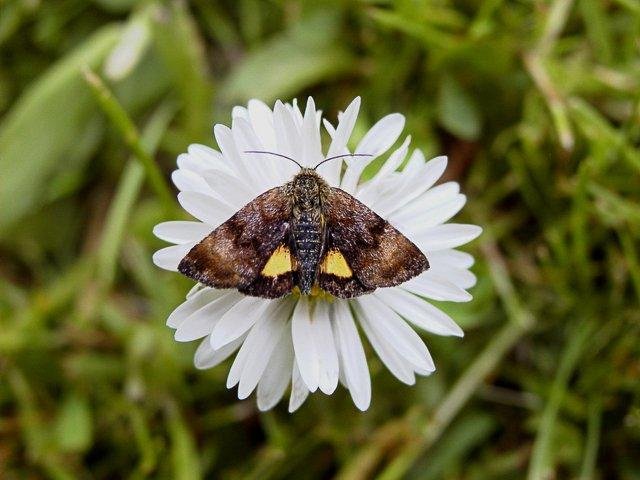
[292,213,324,294]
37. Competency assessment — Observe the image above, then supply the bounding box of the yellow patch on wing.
[261,245,294,277]
[321,249,353,278]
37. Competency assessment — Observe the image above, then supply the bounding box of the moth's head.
[292,169,325,208]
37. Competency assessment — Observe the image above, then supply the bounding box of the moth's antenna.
[244,150,303,169]
[313,153,373,170]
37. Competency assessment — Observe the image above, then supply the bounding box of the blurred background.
[1,0,639,478]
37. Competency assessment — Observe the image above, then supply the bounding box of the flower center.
[292,285,335,302]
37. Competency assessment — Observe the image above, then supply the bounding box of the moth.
[178,151,429,299]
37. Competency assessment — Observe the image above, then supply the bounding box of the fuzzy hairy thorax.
[286,169,329,217]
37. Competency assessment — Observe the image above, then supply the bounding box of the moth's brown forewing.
[178,172,429,299]
[318,187,429,298]
[178,187,296,299]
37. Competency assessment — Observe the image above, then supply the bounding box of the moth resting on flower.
[153,97,481,412]
[177,151,429,299]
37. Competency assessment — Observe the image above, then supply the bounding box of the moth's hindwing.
[318,246,373,298]
[318,187,429,298]
[321,249,352,278]
[261,245,295,277]
[178,187,296,299]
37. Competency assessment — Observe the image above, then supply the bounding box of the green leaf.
[437,75,482,140]
[167,404,202,480]
[54,394,93,453]
[91,0,139,13]
[416,413,496,479]
[0,25,121,235]
[222,11,353,103]
[150,2,213,143]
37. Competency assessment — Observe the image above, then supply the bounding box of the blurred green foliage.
[1,0,639,478]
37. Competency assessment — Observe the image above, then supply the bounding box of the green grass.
[1,0,639,478]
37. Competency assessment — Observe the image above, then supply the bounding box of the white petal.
[422,194,467,229]
[183,144,232,175]
[224,303,284,389]
[210,297,271,349]
[273,100,303,161]
[213,124,259,191]
[232,117,280,192]
[356,296,435,373]
[398,195,467,235]
[202,169,256,210]
[291,297,319,392]
[326,97,360,157]
[153,221,211,244]
[318,97,361,186]
[257,328,294,411]
[301,97,323,166]
[234,113,295,188]
[374,288,463,337]
[413,224,482,252]
[413,154,448,190]
[171,168,212,195]
[313,301,339,395]
[357,309,416,385]
[402,272,473,302]
[341,113,406,193]
[356,113,405,156]
[403,148,428,175]
[247,99,277,150]
[232,106,248,120]
[152,242,195,271]
[323,118,336,138]
[174,291,244,342]
[357,136,411,206]
[392,182,460,227]
[271,103,304,183]
[186,283,205,298]
[237,300,290,400]
[331,301,371,411]
[194,334,245,369]
[337,357,349,389]
[427,249,475,269]
[380,154,448,217]
[177,191,234,227]
[188,144,230,172]
[288,361,310,413]
[369,135,411,183]
[429,264,477,289]
[166,287,224,329]
[289,99,304,127]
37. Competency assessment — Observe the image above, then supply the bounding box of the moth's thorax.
[289,169,329,214]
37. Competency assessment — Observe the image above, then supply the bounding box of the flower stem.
[96,100,178,288]
[82,68,176,214]
[579,396,602,480]
[527,319,596,480]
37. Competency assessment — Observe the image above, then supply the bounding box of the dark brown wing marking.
[319,187,428,298]
[178,187,295,299]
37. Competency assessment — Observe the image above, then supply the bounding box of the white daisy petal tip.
[451,325,465,338]
[353,393,371,412]
[153,96,481,412]
[467,224,483,241]
[431,154,448,166]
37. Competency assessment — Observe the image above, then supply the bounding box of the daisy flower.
[152,97,481,412]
